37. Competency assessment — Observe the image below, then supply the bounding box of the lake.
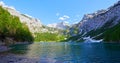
[10,42,120,63]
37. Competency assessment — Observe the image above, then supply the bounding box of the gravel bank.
[0,53,39,63]
[0,46,11,52]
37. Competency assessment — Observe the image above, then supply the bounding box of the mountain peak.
[77,1,120,32]
[47,21,70,30]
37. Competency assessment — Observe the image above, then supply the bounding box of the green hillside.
[0,6,34,44]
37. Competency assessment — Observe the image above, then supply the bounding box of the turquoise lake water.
[10,42,120,63]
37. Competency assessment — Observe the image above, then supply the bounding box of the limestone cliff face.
[0,1,63,34]
[5,8,42,33]
[77,1,120,33]
[0,2,42,33]
[67,1,120,42]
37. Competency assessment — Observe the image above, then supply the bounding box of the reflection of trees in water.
[25,42,72,58]
[11,43,120,63]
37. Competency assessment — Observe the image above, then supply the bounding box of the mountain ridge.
[3,5,42,33]
[1,1,120,42]
[68,0,120,42]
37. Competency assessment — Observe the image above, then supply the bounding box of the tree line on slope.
[103,22,120,42]
[34,32,66,42]
[66,16,120,42]
[88,18,120,42]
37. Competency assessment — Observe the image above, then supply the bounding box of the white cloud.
[64,21,69,24]
[59,15,70,21]
[76,15,80,17]
[74,21,79,24]
[56,13,60,16]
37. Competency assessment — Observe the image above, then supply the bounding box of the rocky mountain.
[68,1,120,42]
[0,1,62,34]
[78,1,120,33]
[0,1,42,33]
[0,1,66,42]
[47,21,70,30]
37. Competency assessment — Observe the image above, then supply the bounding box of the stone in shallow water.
[0,46,10,52]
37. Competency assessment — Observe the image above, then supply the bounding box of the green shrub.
[34,32,65,42]
[0,6,33,43]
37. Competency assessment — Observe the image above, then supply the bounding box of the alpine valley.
[0,1,120,43]
[0,1,67,43]
[1,1,120,63]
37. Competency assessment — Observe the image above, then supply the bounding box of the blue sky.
[1,0,118,25]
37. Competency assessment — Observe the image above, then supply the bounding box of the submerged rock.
[0,46,11,52]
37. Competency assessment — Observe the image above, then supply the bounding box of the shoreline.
[0,42,31,53]
[0,41,39,63]
[0,42,120,63]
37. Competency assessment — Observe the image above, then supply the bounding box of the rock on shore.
[0,46,11,52]
[0,54,39,63]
